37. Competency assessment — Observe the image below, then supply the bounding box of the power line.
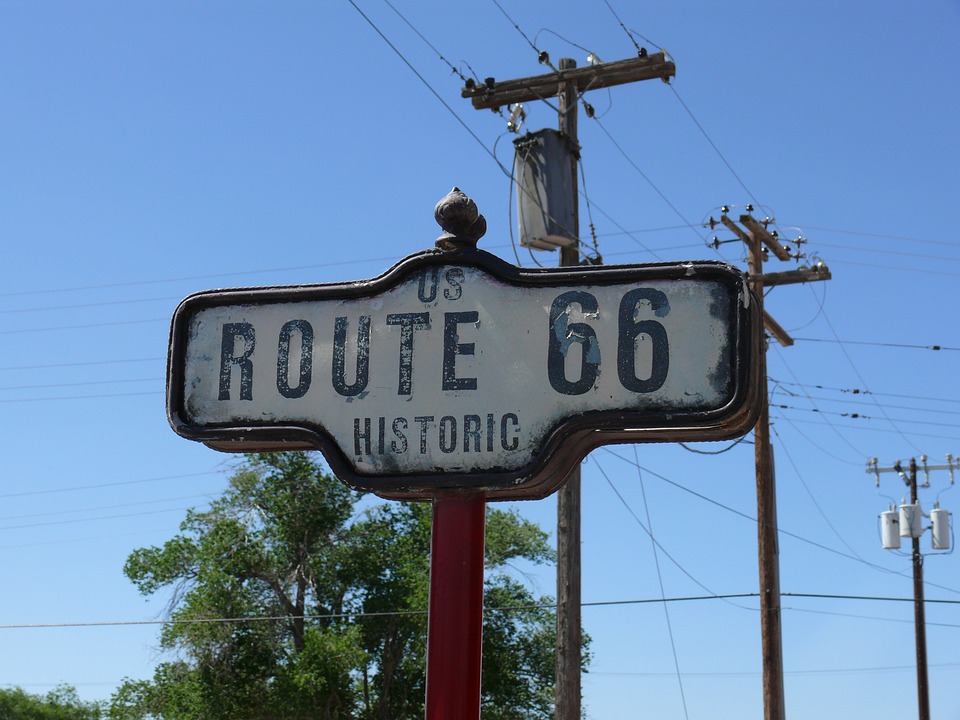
[591,116,704,244]
[590,661,960,679]
[771,424,865,561]
[633,448,691,720]
[819,307,925,453]
[599,449,960,595]
[347,0,509,177]
[772,403,960,430]
[0,470,222,499]
[0,493,213,523]
[774,414,960,444]
[771,389,960,417]
[825,257,960,278]
[0,357,163,372]
[789,224,959,249]
[0,506,191,532]
[7,591,960,632]
[794,337,959,352]
[0,377,156,392]
[813,241,960,265]
[0,390,162,404]
[0,256,400,299]
[382,0,470,83]
[771,347,871,458]
[769,377,960,406]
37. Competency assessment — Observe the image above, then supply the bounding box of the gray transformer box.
[513,129,576,250]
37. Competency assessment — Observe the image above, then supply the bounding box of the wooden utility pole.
[721,212,831,720]
[907,458,931,720]
[867,456,945,720]
[463,52,675,719]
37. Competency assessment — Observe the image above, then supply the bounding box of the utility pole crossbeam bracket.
[740,215,792,262]
[461,53,675,110]
[757,265,832,287]
[762,310,794,348]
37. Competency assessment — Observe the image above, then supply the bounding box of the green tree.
[0,685,102,720]
[110,453,580,719]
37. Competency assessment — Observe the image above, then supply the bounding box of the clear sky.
[2,1,959,718]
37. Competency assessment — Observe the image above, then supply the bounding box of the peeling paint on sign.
[167,252,759,499]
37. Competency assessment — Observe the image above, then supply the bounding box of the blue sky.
[2,1,959,718]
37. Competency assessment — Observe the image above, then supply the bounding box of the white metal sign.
[168,251,759,499]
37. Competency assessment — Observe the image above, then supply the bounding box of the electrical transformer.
[513,129,576,250]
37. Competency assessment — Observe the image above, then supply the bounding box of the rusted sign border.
[167,249,762,500]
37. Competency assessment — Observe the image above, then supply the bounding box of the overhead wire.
[592,458,748,606]
[769,377,960,406]
[770,424,866,561]
[599,448,960,595]
[771,387,960,418]
[770,347,871,458]
[789,224,960,249]
[381,0,471,84]
[818,306,925,452]
[0,255,402,299]
[346,0,510,176]
[0,470,222,499]
[773,414,960,444]
[772,403,960,430]
[0,493,214,523]
[793,337,959,352]
[632,448,691,720]
[0,390,162,404]
[591,116,704,247]
[5,591,960,632]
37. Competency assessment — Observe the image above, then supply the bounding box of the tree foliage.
[0,685,102,720]
[110,453,578,719]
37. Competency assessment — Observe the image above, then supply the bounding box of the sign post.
[166,188,762,717]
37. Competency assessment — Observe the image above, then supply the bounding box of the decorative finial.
[435,187,486,251]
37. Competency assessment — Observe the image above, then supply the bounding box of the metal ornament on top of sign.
[167,188,762,500]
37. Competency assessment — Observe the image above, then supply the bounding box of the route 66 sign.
[167,190,761,499]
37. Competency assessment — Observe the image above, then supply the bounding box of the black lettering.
[218,323,256,401]
[387,312,430,395]
[276,319,313,399]
[378,416,386,454]
[333,316,370,397]
[500,413,520,451]
[442,311,479,391]
[443,268,464,300]
[486,413,495,452]
[439,416,457,453]
[463,414,482,452]
[414,415,434,454]
[418,268,440,303]
[547,291,600,395]
[354,417,372,455]
[391,417,408,453]
[617,288,670,393]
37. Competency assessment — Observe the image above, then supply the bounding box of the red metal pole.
[425,492,487,720]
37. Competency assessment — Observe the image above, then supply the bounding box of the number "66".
[547,289,670,396]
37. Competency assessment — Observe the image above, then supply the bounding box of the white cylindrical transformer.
[881,509,901,549]
[899,503,923,539]
[931,507,951,551]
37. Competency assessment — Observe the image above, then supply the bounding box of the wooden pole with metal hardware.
[723,212,831,720]
[554,57,582,720]
[462,52,675,719]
